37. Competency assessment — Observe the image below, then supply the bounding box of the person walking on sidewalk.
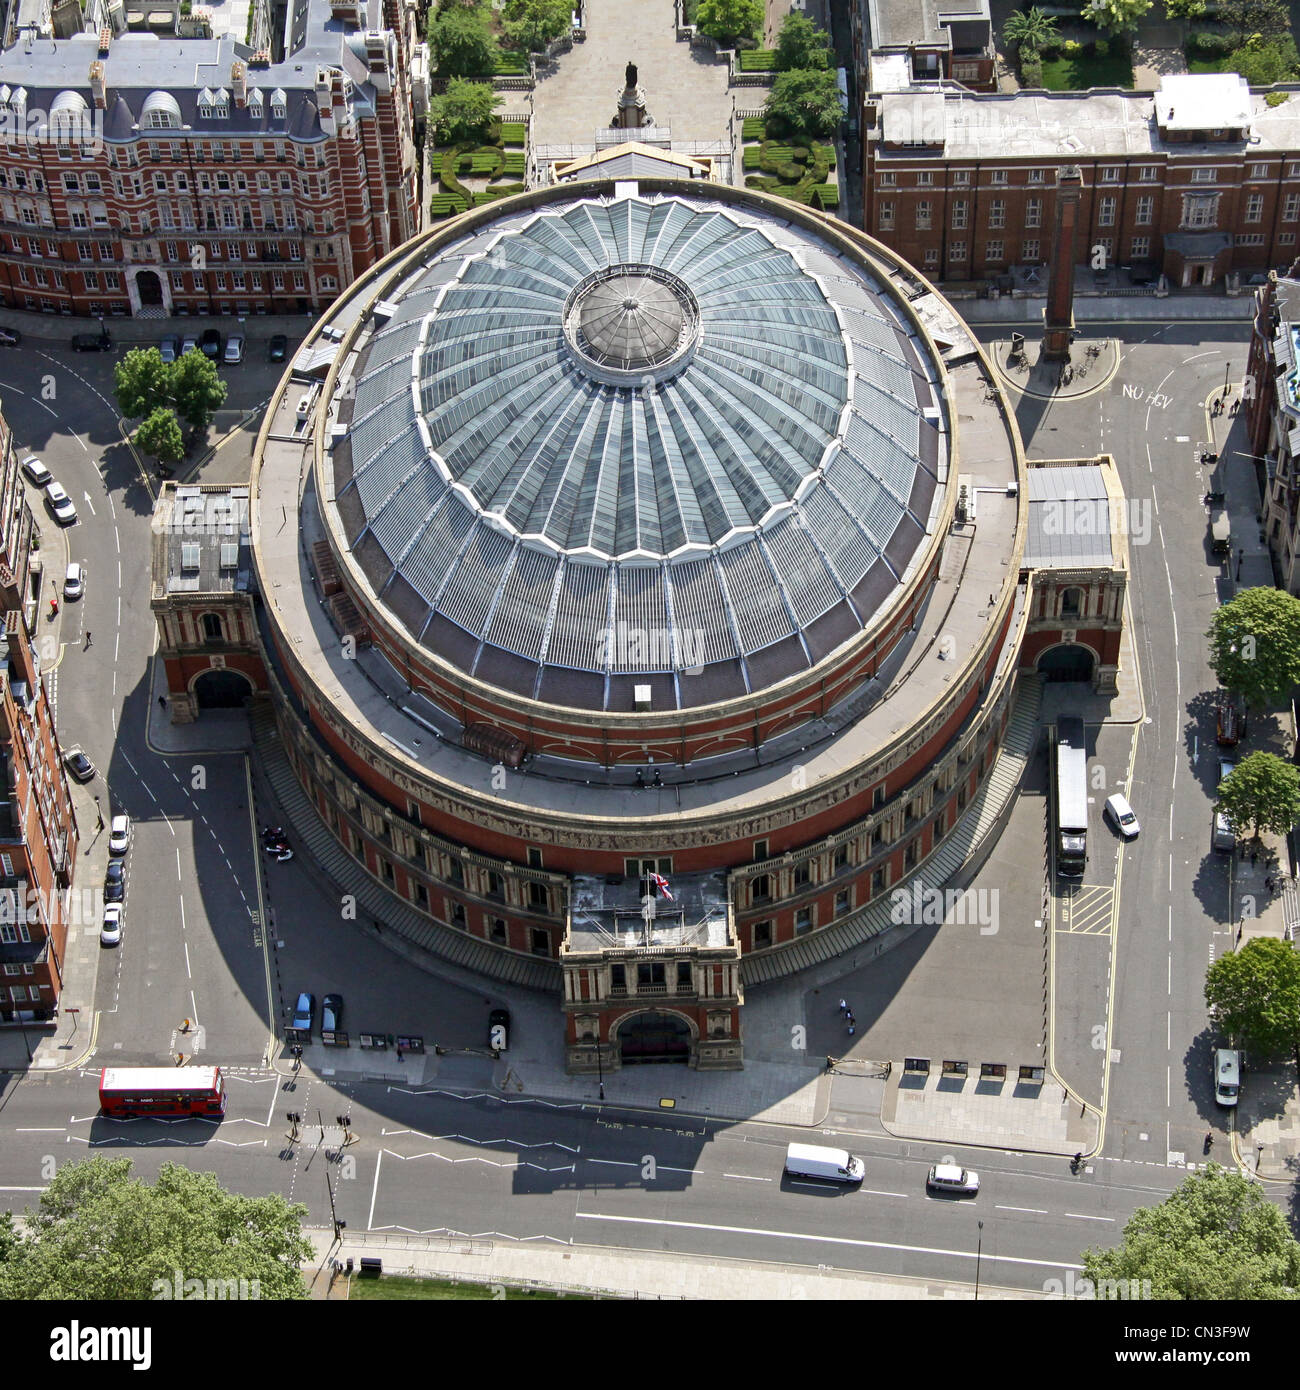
[83,630,92,649]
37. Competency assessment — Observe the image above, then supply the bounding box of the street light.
[974,1220,984,1300]
[596,1039,605,1102]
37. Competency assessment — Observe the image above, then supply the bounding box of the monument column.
[1042,165,1082,362]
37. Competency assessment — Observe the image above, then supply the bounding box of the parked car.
[1103,792,1139,840]
[321,994,343,1033]
[64,747,95,782]
[100,902,123,946]
[63,562,85,601]
[292,991,315,1033]
[199,328,222,360]
[926,1163,980,1196]
[109,813,131,855]
[0,327,21,346]
[45,481,77,526]
[180,333,199,357]
[223,331,245,365]
[103,859,125,904]
[268,334,288,362]
[20,454,50,487]
[70,332,112,352]
[159,334,180,363]
[1216,693,1244,747]
[1214,1047,1242,1107]
[488,1007,510,1052]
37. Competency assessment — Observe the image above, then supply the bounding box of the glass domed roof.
[333,192,948,711]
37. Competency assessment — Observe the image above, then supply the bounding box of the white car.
[100,902,123,946]
[926,1163,980,1196]
[63,562,84,601]
[109,813,130,855]
[20,454,50,487]
[223,331,245,364]
[1104,792,1139,839]
[180,333,199,357]
[45,481,77,526]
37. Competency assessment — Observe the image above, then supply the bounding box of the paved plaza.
[531,0,733,148]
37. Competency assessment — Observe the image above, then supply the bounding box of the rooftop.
[152,484,252,596]
[1023,463,1115,570]
[865,0,991,52]
[872,75,1300,159]
[565,871,731,954]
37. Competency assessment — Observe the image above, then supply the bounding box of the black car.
[199,328,223,361]
[268,334,288,363]
[322,994,343,1034]
[70,332,112,352]
[488,1008,510,1053]
[103,860,125,904]
[0,327,21,346]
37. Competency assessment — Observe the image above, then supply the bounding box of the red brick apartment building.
[0,0,421,320]
[863,74,1300,289]
[851,0,997,95]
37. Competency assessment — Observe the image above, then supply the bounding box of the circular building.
[248,171,1030,1072]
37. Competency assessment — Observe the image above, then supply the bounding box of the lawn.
[348,1273,602,1300]
[1039,49,1135,91]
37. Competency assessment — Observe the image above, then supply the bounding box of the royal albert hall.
[248,168,1035,1072]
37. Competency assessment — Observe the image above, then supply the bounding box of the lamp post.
[974,1220,984,1301]
[596,1039,605,1102]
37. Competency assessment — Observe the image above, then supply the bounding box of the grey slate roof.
[1024,466,1113,569]
[160,485,252,594]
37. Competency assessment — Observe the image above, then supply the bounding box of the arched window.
[201,612,224,643]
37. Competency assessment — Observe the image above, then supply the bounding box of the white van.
[784,1142,864,1184]
[1212,809,1235,854]
[1214,1048,1241,1106]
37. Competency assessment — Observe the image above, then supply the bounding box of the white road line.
[15,1127,65,1132]
[573,1212,1084,1270]
[367,1148,382,1229]
[587,1158,637,1168]
[860,1188,907,1199]
[996,1205,1047,1215]
[1063,1212,1114,1223]
[183,939,192,979]
[723,1173,772,1182]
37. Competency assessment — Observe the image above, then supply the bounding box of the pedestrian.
[83,630,92,649]
[845,1011,855,1028]
[158,694,167,709]
[838,998,847,1013]
[1265,875,1275,893]
[846,1023,855,1037]
[1251,848,1258,866]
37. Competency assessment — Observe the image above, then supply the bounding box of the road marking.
[574,1212,1084,1270]
[996,1205,1047,1214]
[860,1188,907,1199]
[367,1147,382,1230]
[1063,1212,1114,1222]
[81,492,95,516]
[723,1173,772,1182]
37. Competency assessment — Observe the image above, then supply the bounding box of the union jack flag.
[649,872,674,900]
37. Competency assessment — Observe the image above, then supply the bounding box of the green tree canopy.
[113,347,173,420]
[134,408,185,466]
[1220,0,1290,47]
[428,77,502,145]
[1082,0,1151,33]
[1207,586,1300,711]
[502,0,570,52]
[1164,0,1206,15]
[1003,6,1059,55]
[696,0,764,45]
[429,2,498,78]
[765,67,843,140]
[1217,750,1300,842]
[170,349,228,430]
[0,1157,312,1299]
[1228,34,1300,85]
[773,11,831,71]
[1084,1164,1300,1298]
[1206,937,1300,1075]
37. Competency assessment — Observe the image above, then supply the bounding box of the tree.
[1220,0,1290,48]
[502,0,570,53]
[1206,937,1300,1078]
[428,77,502,145]
[1083,1164,1300,1299]
[1229,34,1300,85]
[695,0,764,45]
[1217,751,1300,842]
[765,68,843,140]
[1081,0,1151,34]
[429,3,498,78]
[171,349,228,430]
[1207,587,1300,711]
[1002,6,1059,56]
[773,12,831,71]
[113,347,173,420]
[0,1157,311,1299]
[1164,0,1206,14]
[134,407,185,466]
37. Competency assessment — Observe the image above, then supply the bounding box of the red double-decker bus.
[98,1066,226,1118]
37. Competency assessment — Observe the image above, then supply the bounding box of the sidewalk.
[301,1227,1048,1300]
[0,301,313,345]
[959,293,1254,325]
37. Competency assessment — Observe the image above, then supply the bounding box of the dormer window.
[271,89,286,120]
